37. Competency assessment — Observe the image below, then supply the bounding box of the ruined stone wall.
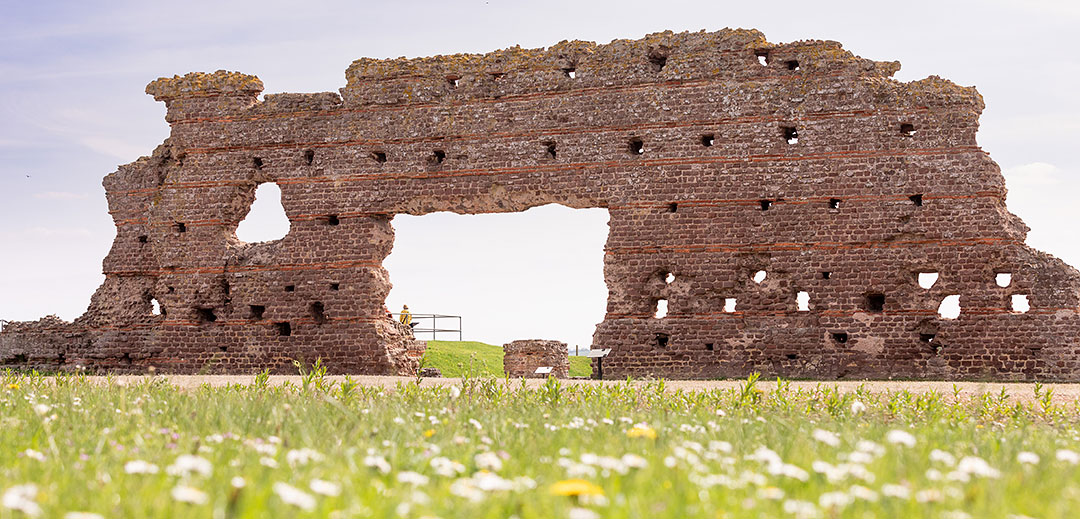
[503,340,570,379]
[2,29,1078,379]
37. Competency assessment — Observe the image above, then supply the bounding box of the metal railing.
[391,313,462,341]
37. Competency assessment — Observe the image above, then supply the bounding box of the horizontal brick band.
[115,145,986,197]
[175,106,932,154]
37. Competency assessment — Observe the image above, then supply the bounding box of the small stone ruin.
[502,340,570,379]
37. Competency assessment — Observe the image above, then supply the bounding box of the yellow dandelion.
[423,429,435,438]
[550,479,604,497]
[626,425,657,439]
[5,383,17,390]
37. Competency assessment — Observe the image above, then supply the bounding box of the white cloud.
[0,227,95,240]
[983,114,1080,141]
[34,191,89,200]
[0,138,54,149]
[1002,162,1062,187]
[1001,162,1080,269]
[78,136,150,162]
[992,0,1080,18]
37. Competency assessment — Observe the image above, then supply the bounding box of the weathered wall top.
[146,71,264,100]
[1,28,1076,380]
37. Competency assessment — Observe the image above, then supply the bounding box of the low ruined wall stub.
[503,340,570,379]
[2,28,1079,379]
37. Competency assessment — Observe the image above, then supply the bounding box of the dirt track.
[85,375,1080,403]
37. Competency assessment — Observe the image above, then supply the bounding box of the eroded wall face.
[2,29,1078,378]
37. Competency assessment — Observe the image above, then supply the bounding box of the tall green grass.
[2,370,1077,518]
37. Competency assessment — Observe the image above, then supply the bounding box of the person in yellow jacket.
[399,305,415,328]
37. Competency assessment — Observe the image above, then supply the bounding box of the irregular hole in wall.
[150,298,161,316]
[759,199,773,211]
[828,198,841,210]
[274,321,292,337]
[782,126,799,144]
[248,305,266,320]
[446,75,460,87]
[432,150,446,164]
[787,354,798,360]
[236,182,291,243]
[654,299,668,319]
[996,272,1012,287]
[785,60,800,71]
[701,134,714,147]
[831,332,849,344]
[195,307,217,324]
[326,215,340,226]
[284,285,295,292]
[797,291,810,311]
[173,222,187,233]
[918,272,939,289]
[724,298,737,313]
[755,50,770,66]
[919,333,936,343]
[753,270,767,284]
[562,67,576,78]
[330,283,340,291]
[371,151,387,163]
[664,272,676,284]
[309,301,328,324]
[304,149,314,165]
[900,123,916,137]
[821,271,832,280]
[706,343,714,351]
[1010,294,1030,313]
[909,194,924,207]
[647,47,669,72]
[543,141,557,159]
[384,204,609,345]
[654,332,670,348]
[938,295,961,319]
[865,293,886,313]
[628,137,644,156]
[667,202,678,213]
[252,157,264,169]
[137,235,148,244]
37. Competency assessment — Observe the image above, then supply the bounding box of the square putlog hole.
[274,322,292,337]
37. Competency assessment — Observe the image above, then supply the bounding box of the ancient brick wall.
[503,340,570,379]
[2,29,1078,379]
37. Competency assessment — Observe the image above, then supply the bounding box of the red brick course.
[1,29,1077,379]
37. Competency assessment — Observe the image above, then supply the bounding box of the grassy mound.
[422,340,592,378]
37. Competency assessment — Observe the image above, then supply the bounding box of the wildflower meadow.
[3,369,1080,518]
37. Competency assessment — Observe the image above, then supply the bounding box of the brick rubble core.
[2,29,1078,379]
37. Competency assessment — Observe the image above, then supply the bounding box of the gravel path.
[86,375,1080,403]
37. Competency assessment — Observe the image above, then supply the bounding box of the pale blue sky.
[1,0,1077,349]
